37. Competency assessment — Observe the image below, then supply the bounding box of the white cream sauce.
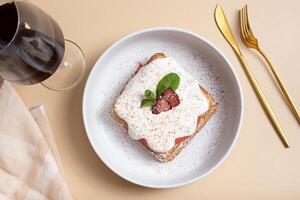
[114,57,209,152]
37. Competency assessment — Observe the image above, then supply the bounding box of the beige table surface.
[14,0,300,199]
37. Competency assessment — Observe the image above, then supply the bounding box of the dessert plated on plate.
[114,53,217,162]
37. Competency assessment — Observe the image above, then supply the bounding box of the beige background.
[14,0,300,199]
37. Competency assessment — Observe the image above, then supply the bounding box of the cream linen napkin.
[0,81,72,200]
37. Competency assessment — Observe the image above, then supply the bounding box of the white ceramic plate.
[83,27,243,188]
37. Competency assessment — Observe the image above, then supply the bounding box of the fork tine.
[244,5,255,39]
[243,6,256,43]
[240,7,247,39]
[243,7,249,36]
[245,5,253,34]
[243,6,251,38]
[244,5,258,44]
[239,8,245,39]
[240,5,257,47]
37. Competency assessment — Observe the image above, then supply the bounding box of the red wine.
[0,3,18,50]
[0,2,65,85]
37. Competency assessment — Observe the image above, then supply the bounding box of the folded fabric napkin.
[0,81,72,200]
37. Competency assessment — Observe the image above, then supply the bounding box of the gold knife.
[214,4,289,148]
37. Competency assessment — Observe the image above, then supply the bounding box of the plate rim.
[82,27,244,188]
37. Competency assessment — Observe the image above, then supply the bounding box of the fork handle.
[237,54,290,147]
[257,47,300,124]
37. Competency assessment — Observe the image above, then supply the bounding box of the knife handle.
[237,53,290,148]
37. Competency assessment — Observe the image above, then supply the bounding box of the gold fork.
[240,5,300,124]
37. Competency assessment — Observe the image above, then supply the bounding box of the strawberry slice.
[175,136,191,144]
[140,136,191,152]
[139,138,148,146]
[162,89,180,108]
[134,63,143,74]
[152,97,171,114]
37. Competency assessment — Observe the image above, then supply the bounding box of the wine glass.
[0,0,85,90]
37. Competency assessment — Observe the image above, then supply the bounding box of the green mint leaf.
[156,73,180,97]
[144,89,156,100]
[141,98,155,108]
